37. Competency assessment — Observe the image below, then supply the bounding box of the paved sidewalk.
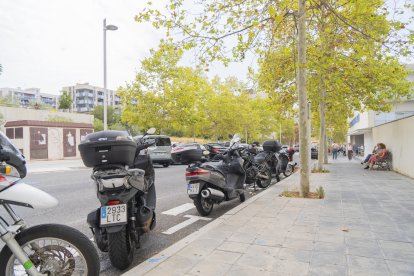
[123,156,414,276]
[26,158,86,173]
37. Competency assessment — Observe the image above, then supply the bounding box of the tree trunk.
[324,133,329,164]
[298,0,310,197]
[317,77,326,171]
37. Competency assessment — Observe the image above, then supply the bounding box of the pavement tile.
[287,231,316,241]
[282,239,314,251]
[381,248,414,263]
[146,255,201,276]
[270,259,310,275]
[348,255,390,275]
[314,241,346,252]
[217,241,251,254]
[228,232,256,244]
[317,233,345,244]
[176,238,223,259]
[311,251,346,266]
[187,260,232,276]
[235,245,279,270]
[224,265,270,276]
[278,247,312,262]
[308,264,347,276]
[342,229,376,240]
[205,250,242,264]
[386,260,414,275]
[347,244,383,259]
[378,240,414,251]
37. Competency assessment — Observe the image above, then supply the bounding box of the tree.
[93,105,121,128]
[59,91,73,110]
[136,0,413,196]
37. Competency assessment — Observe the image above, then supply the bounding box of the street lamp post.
[103,18,118,130]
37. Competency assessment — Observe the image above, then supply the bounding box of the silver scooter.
[186,134,246,216]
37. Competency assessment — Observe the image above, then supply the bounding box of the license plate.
[187,183,200,195]
[100,204,127,226]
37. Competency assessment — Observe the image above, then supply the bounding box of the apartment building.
[62,83,120,113]
[0,87,59,108]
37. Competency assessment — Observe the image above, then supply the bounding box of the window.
[15,128,23,139]
[6,128,24,139]
[6,128,14,139]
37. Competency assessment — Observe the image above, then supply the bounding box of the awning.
[347,127,372,136]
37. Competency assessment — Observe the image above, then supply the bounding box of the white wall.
[0,106,93,124]
[372,115,414,178]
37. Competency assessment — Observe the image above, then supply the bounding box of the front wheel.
[108,227,134,270]
[0,224,100,276]
[194,194,213,216]
[283,164,294,177]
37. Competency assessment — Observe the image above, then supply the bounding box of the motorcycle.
[186,134,246,216]
[0,131,100,276]
[240,144,272,189]
[253,140,283,182]
[79,128,157,270]
[278,147,296,177]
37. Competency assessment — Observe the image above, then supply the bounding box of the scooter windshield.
[0,131,27,178]
[229,134,241,149]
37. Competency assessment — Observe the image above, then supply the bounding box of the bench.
[373,150,392,171]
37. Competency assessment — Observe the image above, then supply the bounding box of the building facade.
[348,64,414,155]
[62,83,120,113]
[0,87,59,108]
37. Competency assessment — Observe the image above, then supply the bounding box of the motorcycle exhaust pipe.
[201,188,225,201]
[257,173,270,180]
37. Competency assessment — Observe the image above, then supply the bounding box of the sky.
[0,0,253,95]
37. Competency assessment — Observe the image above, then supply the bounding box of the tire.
[163,163,170,167]
[194,194,213,216]
[0,224,100,276]
[239,193,246,202]
[108,227,134,270]
[283,164,294,177]
[256,167,272,189]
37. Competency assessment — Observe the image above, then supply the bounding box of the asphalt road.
[1,164,272,275]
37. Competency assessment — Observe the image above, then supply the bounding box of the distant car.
[134,134,172,167]
[311,146,318,159]
[204,143,228,160]
[171,143,209,164]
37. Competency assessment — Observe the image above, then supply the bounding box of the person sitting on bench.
[361,144,379,165]
[364,143,387,169]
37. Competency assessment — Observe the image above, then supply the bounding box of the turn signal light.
[0,175,6,182]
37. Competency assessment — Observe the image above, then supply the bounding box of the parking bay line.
[162,215,211,235]
[161,203,195,216]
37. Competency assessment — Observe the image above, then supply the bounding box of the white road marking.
[162,215,211,235]
[161,203,195,216]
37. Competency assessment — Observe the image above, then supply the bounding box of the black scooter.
[80,128,157,270]
[186,134,246,216]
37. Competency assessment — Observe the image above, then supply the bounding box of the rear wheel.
[194,194,213,216]
[256,167,272,189]
[108,227,134,270]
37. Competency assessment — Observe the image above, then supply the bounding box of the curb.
[121,175,295,276]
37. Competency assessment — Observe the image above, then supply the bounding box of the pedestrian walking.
[332,142,339,160]
[347,143,353,160]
